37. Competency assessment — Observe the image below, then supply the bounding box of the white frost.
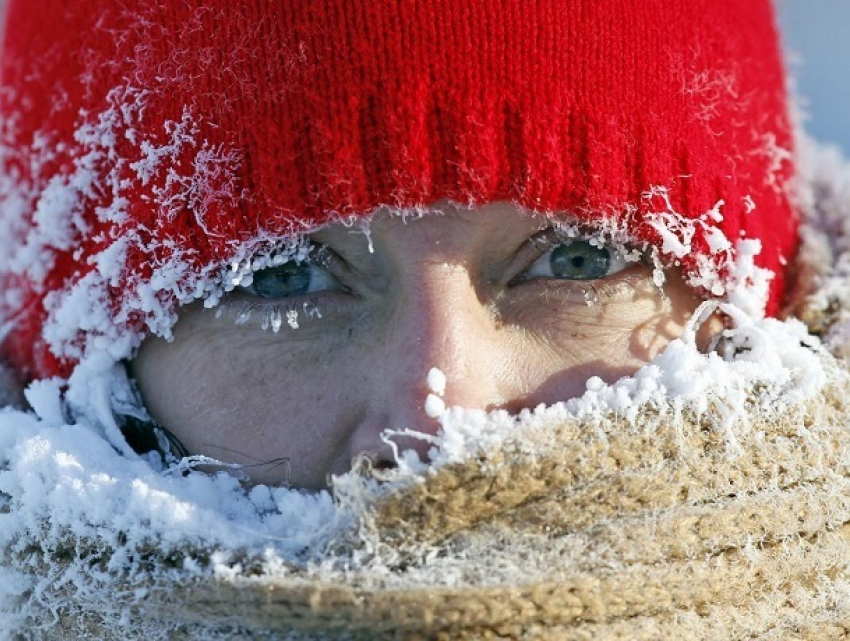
[425,393,446,418]
[426,367,447,397]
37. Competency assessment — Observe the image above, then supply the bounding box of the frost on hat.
[0,0,797,381]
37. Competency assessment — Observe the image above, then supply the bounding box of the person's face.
[132,202,703,490]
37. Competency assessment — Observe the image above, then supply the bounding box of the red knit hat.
[0,0,797,382]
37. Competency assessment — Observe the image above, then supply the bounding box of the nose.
[346,261,517,468]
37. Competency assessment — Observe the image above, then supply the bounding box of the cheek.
[504,275,697,402]
[131,319,363,488]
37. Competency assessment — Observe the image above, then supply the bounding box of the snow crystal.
[0,394,341,573]
[426,367,447,397]
[424,393,446,419]
[424,367,448,417]
[639,185,775,317]
[286,309,299,330]
[0,85,250,372]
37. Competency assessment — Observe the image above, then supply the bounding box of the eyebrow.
[308,208,554,270]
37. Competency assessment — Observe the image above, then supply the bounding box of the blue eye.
[242,261,340,299]
[522,240,629,282]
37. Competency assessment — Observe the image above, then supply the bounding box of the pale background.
[778,2,850,153]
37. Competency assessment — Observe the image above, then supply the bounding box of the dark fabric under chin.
[117,412,189,466]
[0,359,24,409]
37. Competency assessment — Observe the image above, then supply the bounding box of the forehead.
[311,201,552,253]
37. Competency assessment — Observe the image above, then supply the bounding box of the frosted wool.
[641,186,775,317]
[0,87,250,371]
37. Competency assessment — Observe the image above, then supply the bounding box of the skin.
[132,201,707,490]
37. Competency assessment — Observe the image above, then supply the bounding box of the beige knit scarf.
[38,372,850,639]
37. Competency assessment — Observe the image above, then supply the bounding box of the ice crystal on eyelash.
[255,306,300,333]
[271,308,284,333]
[304,301,322,320]
[582,286,600,306]
[550,216,646,262]
[236,303,254,325]
[358,218,375,254]
[258,305,281,333]
[205,235,312,308]
[214,293,324,335]
[286,310,299,330]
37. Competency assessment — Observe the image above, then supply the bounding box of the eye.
[519,239,630,282]
[241,260,342,299]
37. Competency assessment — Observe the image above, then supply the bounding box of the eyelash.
[576,279,641,305]
[222,230,647,330]
[214,297,326,333]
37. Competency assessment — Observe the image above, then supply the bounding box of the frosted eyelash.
[578,280,642,306]
[548,225,647,266]
[531,281,638,307]
[544,221,672,304]
[214,298,323,332]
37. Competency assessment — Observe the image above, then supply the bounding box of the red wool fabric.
[0,0,796,380]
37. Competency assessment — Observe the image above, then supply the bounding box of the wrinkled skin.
[133,202,707,490]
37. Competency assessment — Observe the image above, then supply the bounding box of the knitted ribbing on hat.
[0,0,796,380]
